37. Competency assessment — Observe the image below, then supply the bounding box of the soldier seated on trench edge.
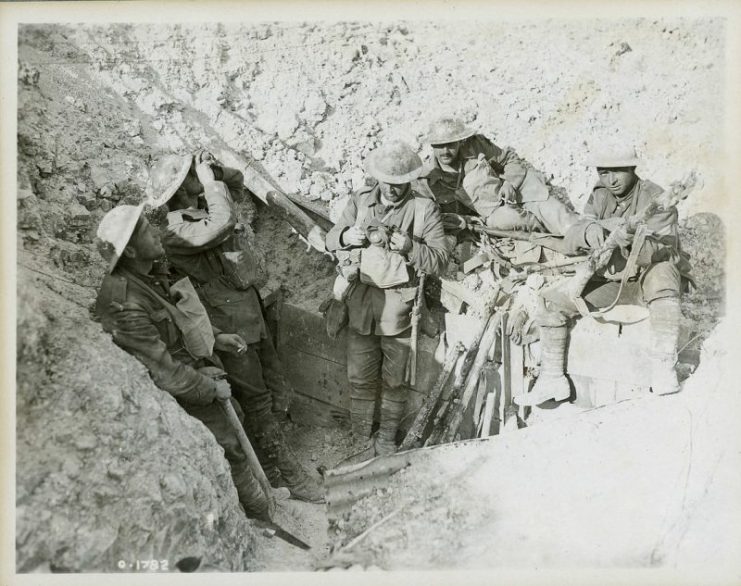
[419,116,606,253]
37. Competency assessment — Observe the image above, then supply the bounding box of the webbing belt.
[573,223,649,319]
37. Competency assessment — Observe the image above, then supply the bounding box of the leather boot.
[374,389,406,456]
[648,297,681,396]
[244,412,324,504]
[514,324,571,407]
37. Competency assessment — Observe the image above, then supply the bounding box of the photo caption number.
[117,559,169,571]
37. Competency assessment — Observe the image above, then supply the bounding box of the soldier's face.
[432,141,461,166]
[597,167,638,197]
[379,182,409,202]
[129,217,165,260]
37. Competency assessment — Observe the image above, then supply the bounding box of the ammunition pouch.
[336,248,361,281]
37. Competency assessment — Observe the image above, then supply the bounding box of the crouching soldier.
[421,116,604,250]
[145,150,322,503]
[325,140,451,458]
[515,148,692,407]
[95,204,270,519]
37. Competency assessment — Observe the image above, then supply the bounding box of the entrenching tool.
[219,397,312,551]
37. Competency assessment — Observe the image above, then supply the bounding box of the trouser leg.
[256,329,293,418]
[346,328,383,439]
[523,196,580,237]
[219,344,322,502]
[642,262,683,395]
[374,331,412,456]
[217,344,278,482]
[485,204,544,231]
[184,400,269,519]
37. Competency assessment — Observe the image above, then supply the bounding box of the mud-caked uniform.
[423,134,581,237]
[95,264,268,516]
[325,183,450,450]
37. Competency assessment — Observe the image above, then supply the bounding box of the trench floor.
[250,420,355,571]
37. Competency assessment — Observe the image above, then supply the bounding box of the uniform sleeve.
[104,305,217,405]
[325,194,359,252]
[216,166,245,193]
[408,199,451,276]
[561,191,604,253]
[635,204,679,267]
[481,136,528,190]
[164,180,237,253]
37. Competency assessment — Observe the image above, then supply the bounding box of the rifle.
[562,172,698,314]
[445,213,577,255]
[404,272,426,387]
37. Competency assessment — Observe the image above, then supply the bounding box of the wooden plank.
[479,392,495,438]
[510,342,525,421]
[276,302,445,428]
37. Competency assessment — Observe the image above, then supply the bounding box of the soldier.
[94,204,270,519]
[146,151,322,503]
[515,147,692,407]
[421,116,604,249]
[325,140,451,458]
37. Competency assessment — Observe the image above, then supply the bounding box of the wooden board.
[276,303,443,429]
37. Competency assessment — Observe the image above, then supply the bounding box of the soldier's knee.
[642,261,681,303]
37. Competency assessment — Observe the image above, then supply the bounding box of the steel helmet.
[145,154,193,207]
[364,140,424,184]
[422,117,476,145]
[589,147,641,168]
[96,203,145,273]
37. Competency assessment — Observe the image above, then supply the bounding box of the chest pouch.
[169,277,215,359]
[359,245,410,289]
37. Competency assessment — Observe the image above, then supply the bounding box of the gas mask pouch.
[169,277,216,359]
[359,246,410,289]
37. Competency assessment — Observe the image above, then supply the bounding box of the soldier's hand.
[612,225,634,249]
[214,378,232,400]
[389,232,413,255]
[441,213,466,231]
[585,223,606,249]
[196,149,216,165]
[195,157,216,183]
[342,226,368,247]
[597,217,625,232]
[214,333,248,355]
[499,181,518,205]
